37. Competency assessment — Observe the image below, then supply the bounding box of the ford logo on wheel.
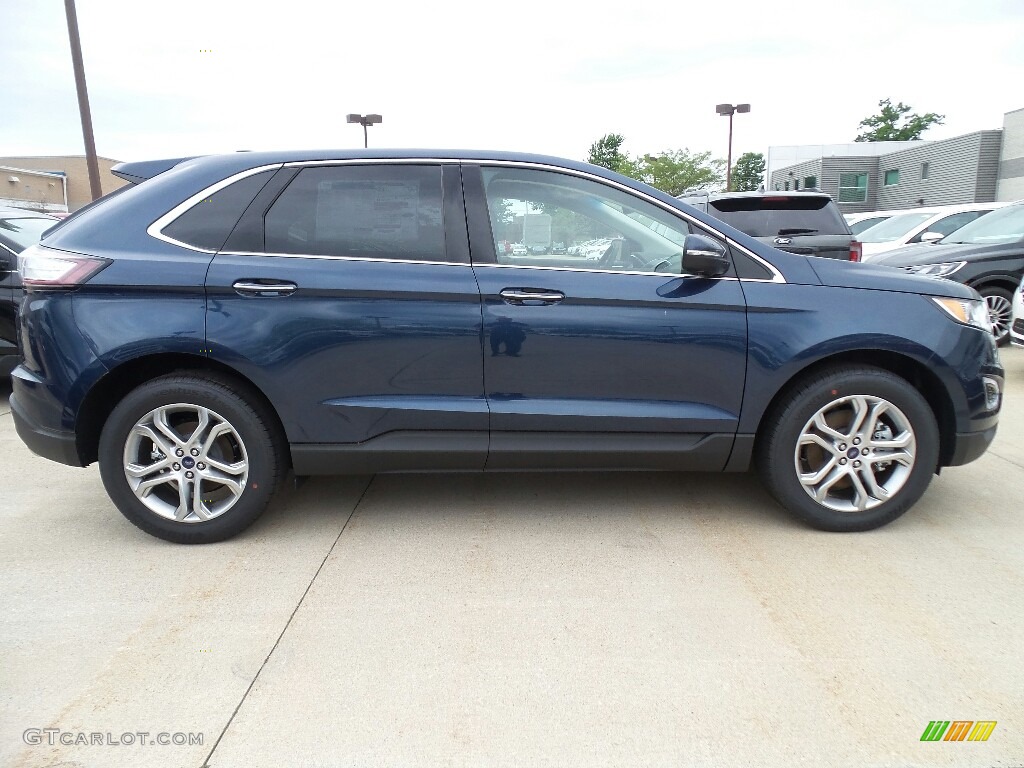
[774,237,792,245]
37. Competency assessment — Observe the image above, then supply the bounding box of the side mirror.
[919,231,944,243]
[682,234,730,277]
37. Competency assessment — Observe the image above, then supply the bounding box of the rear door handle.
[232,280,297,297]
[499,288,565,305]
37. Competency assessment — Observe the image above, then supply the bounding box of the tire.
[978,285,1013,346]
[98,373,285,543]
[756,365,940,532]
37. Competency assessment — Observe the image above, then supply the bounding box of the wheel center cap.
[182,456,196,469]
[846,447,860,459]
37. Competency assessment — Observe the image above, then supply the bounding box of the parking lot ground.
[2,348,1023,768]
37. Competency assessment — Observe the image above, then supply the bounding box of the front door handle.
[232,280,297,297]
[499,288,565,305]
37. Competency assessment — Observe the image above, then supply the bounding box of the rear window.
[709,196,848,238]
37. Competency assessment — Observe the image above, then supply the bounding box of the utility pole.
[64,0,102,201]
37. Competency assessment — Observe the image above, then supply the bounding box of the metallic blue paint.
[9,150,1004,475]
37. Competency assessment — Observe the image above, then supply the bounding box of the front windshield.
[0,216,57,251]
[942,204,1024,245]
[857,212,934,242]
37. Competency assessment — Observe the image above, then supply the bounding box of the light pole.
[346,113,382,148]
[716,103,750,191]
[64,0,102,202]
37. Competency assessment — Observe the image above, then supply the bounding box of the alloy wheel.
[122,403,249,523]
[984,294,1012,342]
[794,394,916,513]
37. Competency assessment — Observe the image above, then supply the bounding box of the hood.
[873,240,1022,267]
[808,256,976,300]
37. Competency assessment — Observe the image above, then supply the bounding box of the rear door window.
[264,165,446,262]
[709,196,848,237]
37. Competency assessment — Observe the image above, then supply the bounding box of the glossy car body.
[1011,276,1024,347]
[9,150,1003,538]
[844,211,893,237]
[874,201,1024,343]
[859,202,1007,260]
[0,207,60,375]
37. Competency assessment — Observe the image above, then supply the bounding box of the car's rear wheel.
[978,286,1013,346]
[757,366,940,532]
[98,374,284,543]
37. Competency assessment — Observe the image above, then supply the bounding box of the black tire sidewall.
[98,375,279,543]
[761,368,940,532]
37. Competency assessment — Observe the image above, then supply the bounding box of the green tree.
[587,133,633,174]
[634,149,724,196]
[855,99,944,142]
[730,151,766,192]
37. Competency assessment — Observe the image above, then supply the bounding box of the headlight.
[932,297,991,331]
[904,261,967,277]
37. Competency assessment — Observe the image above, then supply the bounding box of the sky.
[2,0,1024,167]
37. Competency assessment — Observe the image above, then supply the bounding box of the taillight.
[849,241,862,262]
[18,245,109,287]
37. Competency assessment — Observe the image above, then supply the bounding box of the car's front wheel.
[98,374,285,543]
[757,366,940,531]
[979,285,1013,346]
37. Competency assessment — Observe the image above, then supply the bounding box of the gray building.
[769,109,1023,213]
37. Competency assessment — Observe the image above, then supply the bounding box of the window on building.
[804,176,817,189]
[884,169,900,186]
[837,173,868,203]
[783,181,790,191]
[921,162,930,180]
[794,179,800,190]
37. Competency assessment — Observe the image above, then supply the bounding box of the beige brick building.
[0,155,128,212]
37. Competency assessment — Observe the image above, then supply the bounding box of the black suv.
[678,190,861,261]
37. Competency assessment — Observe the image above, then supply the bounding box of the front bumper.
[948,426,999,466]
[10,391,82,467]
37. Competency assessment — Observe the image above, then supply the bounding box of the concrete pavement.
[2,348,1023,767]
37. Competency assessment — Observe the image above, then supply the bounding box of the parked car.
[845,211,894,237]
[10,150,1002,543]
[551,242,567,255]
[874,201,1024,344]
[0,207,60,376]
[511,242,527,256]
[679,190,861,261]
[858,203,1006,260]
[1011,276,1024,348]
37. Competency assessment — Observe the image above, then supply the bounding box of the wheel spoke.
[201,468,244,496]
[812,413,847,441]
[870,449,913,467]
[200,422,233,459]
[811,465,848,503]
[125,457,171,478]
[132,424,175,458]
[153,407,183,446]
[799,455,839,486]
[863,399,889,439]
[191,481,211,521]
[184,407,212,450]
[135,473,176,497]
[799,433,839,455]
[847,470,871,511]
[870,430,913,450]
[858,466,890,502]
[846,396,871,437]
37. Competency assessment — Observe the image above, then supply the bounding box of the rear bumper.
[9,391,82,467]
[948,426,998,467]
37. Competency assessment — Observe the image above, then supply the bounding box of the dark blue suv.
[10,151,1004,542]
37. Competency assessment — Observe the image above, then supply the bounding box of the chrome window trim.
[146,163,284,252]
[147,157,785,283]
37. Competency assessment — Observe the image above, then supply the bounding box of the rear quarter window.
[709,196,849,238]
[161,169,276,251]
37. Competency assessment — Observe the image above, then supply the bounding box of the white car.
[510,242,527,256]
[1011,276,1024,347]
[859,202,1008,261]
[844,210,894,237]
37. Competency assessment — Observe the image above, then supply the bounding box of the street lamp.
[346,113,382,148]
[716,103,750,191]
